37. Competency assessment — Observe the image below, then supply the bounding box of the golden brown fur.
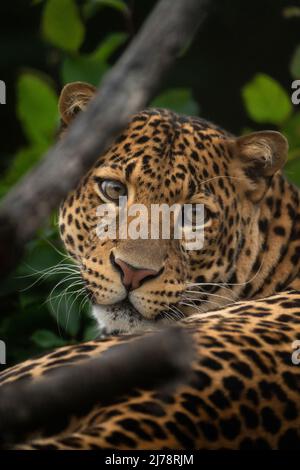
[1,82,300,450]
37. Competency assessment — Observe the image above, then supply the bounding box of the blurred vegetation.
[0,0,300,365]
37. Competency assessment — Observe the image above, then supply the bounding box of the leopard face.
[58,82,288,334]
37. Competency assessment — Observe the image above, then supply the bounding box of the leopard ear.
[58,82,96,126]
[229,131,288,201]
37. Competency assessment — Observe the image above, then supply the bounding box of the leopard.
[0,81,300,450]
[58,82,300,335]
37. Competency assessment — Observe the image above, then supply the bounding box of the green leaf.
[283,7,300,19]
[62,54,107,86]
[61,33,127,85]
[0,271,29,297]
[285,156,300,187]
[93,0,127,12]
[21,242,62,277]
[282,112,300,150]
[17,72,58,145]
[19,292,46,310]
[291,45,300,79]
[242,73,292,125]
[0,72,58,193]
[47,290,83,337]
[83,0,128,19]
[83,323,98,341]
[2,144,48,189]
[151,88,199,115]
[42,0,85,52]
[31,329,67,348]
[90,33,127,63]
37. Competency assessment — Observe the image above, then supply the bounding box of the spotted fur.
[1,82,300,449]
[1,292,300,449]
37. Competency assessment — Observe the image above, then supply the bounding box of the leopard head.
[58,82,288,334]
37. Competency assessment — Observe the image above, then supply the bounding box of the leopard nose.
[111,255,161,291]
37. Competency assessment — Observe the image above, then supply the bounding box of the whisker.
[186,282,233,294]
[184,290,234,303]
[180,298,221,309]
[187,255,265,296]
[46,283,85,304]
[48,274,82,312]
[164,303,185,321]
[41,237,79,262]
[198,175,249,187]
[65,285,87,332]
[19,263,81,292]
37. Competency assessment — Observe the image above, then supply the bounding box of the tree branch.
[0,327,194,447]
[0,0,210,276]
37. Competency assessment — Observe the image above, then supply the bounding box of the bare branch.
[0,0,210,275]
[0,327,194,447]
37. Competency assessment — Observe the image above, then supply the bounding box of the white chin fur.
[92,303,163,335]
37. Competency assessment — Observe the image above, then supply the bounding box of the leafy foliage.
[61,33,127,85]
[242,73,292,125]
[241,68,300,187]
[17,73,58,145]
[0,74,58,196]
[151,88,199,116]
[42,0,85,52]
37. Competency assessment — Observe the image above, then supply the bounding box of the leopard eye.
[182,204,212,228]
[98,179,127,201]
